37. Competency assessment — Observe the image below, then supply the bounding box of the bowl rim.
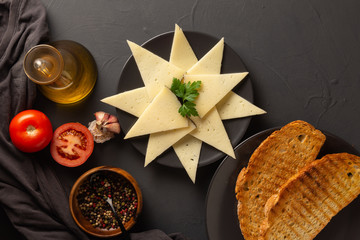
[69,166,143,238]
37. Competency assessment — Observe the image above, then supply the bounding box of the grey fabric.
[0,0,88,239]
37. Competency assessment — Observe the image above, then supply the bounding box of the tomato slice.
[50,122,94,167]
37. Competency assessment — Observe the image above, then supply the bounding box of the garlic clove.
[94,111,106,122]
[89,112,121,143]
[104,122,121,134]
[106,115,119,124]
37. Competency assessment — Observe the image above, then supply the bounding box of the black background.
[2,0,360,239]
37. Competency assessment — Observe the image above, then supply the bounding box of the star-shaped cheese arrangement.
[101,24,266,183]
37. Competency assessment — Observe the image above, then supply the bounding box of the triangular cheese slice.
[167,24,202,183]
[127,40,186,99]
[187,38,224,75]
[101,87,151,117]
[190,107,235,159]
[217,92,266,120]
[170,33,224,183]
[169,24,198,70]
[184,73,248,118]
[124,87,188,139]
[173,135,202,183]
[145,121,195,167]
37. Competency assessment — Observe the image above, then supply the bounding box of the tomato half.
[50,122,94,167]
[9,110,53,153]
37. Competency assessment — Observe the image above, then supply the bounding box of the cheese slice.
[187,38,224,75]
[169,24,198,70]
[217,92,266,120]
[145,121,195,167]
[167,24,202,183]
[118,28,255,182]
[184,73,248,118]
[173,135,202,183]
[127,40,186,99]
[190,107,235,158]
[124,87,188,139]
[183,36,265,120]
[101,87,151,117]
[170,33,225,183]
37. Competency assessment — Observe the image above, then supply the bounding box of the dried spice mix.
[77,171,138,230]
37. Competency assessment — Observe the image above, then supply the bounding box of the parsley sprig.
[170,78,202,118]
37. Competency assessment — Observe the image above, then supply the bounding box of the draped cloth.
[0,1,189,239]
[0,0,90,239]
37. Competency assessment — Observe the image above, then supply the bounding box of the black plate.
[116,31,253,168]
[206,127,360,240]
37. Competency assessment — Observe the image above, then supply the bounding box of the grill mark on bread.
[294,182,324,224]
[305,167,338,216]
[235,120,326,240]
[314,163,345,210]
[300,169,334,222]
[284,210,302,238]
[289,194,315,228]
[260,153,360,240]
[283,187,314,234]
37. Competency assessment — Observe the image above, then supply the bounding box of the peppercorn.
[77,171,138,230]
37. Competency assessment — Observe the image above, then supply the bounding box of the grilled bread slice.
[260,153,360,240]
[235,120,326,240]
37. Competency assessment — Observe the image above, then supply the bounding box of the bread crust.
[235,120,326,240]
[259,153,360,240]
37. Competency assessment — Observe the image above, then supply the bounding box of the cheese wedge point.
[170,31,227,181]
[170,24,198,70]
[187,38,224,75]
[217,92,266,120]
[190,107,235,158]
[173,135,202,183]
[168,24,202,183]
[184,73,248,118]
[124,87,188,139]
[127,40,186,99]
[144,121,196,167]
[101,87,151,117]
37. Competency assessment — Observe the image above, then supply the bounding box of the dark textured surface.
[2,0,360,239]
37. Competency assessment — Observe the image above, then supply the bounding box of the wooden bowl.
[69,166,143,238]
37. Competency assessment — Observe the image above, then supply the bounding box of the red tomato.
[9,110,53,153]
[50,122,94,167]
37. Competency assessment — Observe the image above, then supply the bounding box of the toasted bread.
[260,153,360,240]
[235,120,326,240]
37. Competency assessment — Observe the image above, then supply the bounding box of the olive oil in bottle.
[24,40,97,104]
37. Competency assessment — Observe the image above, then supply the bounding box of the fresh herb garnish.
[171,77,201,117]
